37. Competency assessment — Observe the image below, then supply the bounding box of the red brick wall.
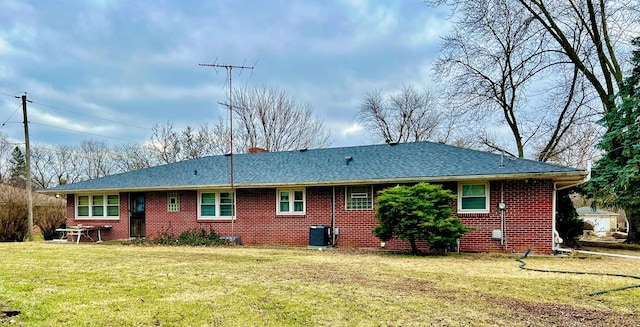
[333,185,386,248]
[234,188,333,245]
[65,193,129,241]
[64,180,555,253]
[455,180,554,254]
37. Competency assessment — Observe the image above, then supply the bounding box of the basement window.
[458,182,489,213]
[346,185,373,210]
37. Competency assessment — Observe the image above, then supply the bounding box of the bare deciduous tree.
[516,0,638,113]
[30,145,55,189]
[78,140,114,179]
[50,145,83,185]
[0,132,13,183]
[30,144,84,188]
[533,124,602,169]
[112,143,158,172]
[357,85,445,144]
[430,0,627,164]
[148,122,182,164]
[179,121,230,159]
[231,85,331,152]
[147,119,231,163]
[435,0,561,158]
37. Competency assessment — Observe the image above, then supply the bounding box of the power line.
[30,101,151,131]
[29,121,137,142]
[0,104,22,129]
[20,141,152,162]
[0,91,19,98]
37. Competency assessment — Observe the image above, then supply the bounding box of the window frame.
[75,193,120,220]
[345,185,374,210]
[197,190,236,220]
[276,188,306,215]
[457,182,490,213]
[167,191,180,212]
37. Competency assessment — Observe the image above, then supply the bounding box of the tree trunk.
[625,210,638,244]
[409,237,418,255]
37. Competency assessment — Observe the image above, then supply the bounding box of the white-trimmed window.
[198,191,235,219]
[346,185,373,210]
[167,191,180,212]
[277,188,305,215]
[458,182,489,213]
[76,194,119,219]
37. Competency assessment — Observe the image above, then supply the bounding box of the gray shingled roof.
[43,141,587,193]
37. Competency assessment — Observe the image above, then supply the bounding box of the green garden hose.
[516,249,640,296]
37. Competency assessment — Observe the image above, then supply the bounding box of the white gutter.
[552,162,591,251]
[40,171,588,195]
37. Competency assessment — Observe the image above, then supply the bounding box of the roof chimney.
[248,147,268,154]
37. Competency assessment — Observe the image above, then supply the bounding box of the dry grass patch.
[0,243,638,326]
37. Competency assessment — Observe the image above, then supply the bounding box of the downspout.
[500,181,507,249]
[553,162,592,252]
[552,186,559,251]
[331,186,336,246]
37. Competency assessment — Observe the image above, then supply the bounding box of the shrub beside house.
[0,184,66,241]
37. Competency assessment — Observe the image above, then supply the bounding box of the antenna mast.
[199,61,254,240]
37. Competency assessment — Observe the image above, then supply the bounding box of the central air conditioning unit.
[309,225,331,246]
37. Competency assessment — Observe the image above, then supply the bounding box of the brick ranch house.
[41,141,587,254]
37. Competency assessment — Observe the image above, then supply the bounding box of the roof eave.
[39,170,587,194]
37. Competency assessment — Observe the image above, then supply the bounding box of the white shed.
[576,207,619,234]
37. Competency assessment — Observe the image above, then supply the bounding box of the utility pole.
[16,92,33,241]
[199,61,254,240]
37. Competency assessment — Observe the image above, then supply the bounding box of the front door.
[130,193,146,238]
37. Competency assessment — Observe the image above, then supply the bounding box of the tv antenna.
[199,59,255,240]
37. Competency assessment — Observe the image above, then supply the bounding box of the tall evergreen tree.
[586,37,640,243]
[7,146,26,188]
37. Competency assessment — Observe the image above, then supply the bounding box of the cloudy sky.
[0,0,452,149]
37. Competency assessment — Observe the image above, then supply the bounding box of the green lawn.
[0,243,638,326]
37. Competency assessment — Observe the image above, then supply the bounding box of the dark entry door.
[130,193,146,238]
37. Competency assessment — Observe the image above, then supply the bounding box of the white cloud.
[327,120,370,147]
[76,82,225,102]
[0,0,452,149]
[86,0,120,9]
[0,36,14,55]
[75,7,113,39]
[31,109,117,135]
[340,122,364,137]
[405,15,452,47]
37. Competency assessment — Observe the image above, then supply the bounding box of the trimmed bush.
[373,183,473,254]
